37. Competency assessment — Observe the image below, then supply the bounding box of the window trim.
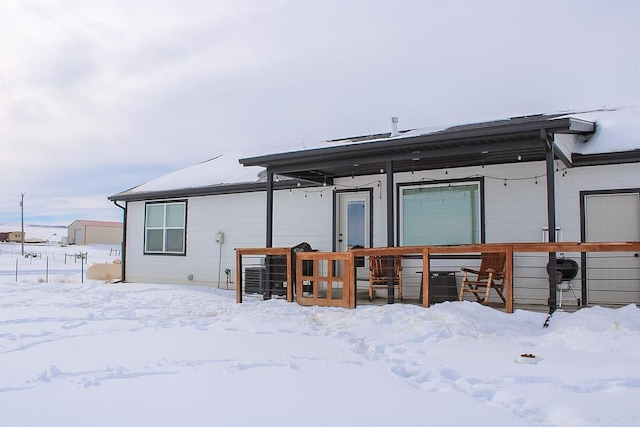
[397,177,485,246]
[144,200,187,255]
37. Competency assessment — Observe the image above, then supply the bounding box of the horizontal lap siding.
[125,194,265,285]
[483,162,549,243]
[556,162,639,241]
[393,161,639,245]
[124,161,638,292]
[273,190,332,250]
[125,189,330,286]
[186,194,266,285]
[347,162,639,303]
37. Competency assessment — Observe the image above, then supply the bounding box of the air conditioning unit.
[244,267,266,294]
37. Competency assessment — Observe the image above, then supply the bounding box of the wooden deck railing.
[236,242,640,312]
[235,247,292,303]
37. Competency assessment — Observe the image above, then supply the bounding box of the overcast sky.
[1,0,639,226]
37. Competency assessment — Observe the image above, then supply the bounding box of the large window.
[145,201,187,254]
[401,181,481,245]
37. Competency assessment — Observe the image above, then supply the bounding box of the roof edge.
[108,180,321,202]
[239,115,591,167]
[572,149,640,167]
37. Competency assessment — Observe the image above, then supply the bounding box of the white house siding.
[272,189,333,250]
[124,189,329,287]
[333,161,639,303]
[123,161,638,304]
[552,162,639,306]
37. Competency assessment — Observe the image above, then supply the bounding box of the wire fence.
[511,252,640,308]
[0,249,92,284]
[237,249,354,308]
[392,252,639,308]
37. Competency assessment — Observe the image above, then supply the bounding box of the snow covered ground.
[1,230,639,426]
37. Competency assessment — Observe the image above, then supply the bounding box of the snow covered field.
[1,227,639,426]
[0,224,120,285]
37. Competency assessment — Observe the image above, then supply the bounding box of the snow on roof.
[116,154,264,197]
[567,102,640,155]
[255,125,451,156]
[260,103,640,157]
[115,103,640,198]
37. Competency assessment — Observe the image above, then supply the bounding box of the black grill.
[547,258,579,282]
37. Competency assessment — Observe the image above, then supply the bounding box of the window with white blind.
[144,201,187,254]
[401,181,481,246]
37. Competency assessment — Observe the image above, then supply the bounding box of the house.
[0,231,24,243]
[108,104,640,307]
[67,220,123,245]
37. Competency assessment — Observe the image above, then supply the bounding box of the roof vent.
[390,117,399,137]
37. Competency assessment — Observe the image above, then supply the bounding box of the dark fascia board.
[572,149,640,167]
[108,180,322,202]
[240,116,592,168]
[265,137,540,175]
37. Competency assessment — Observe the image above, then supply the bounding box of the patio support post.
[266,171,274,248]
[543,130,558,314]
[264,171,275,300]
[386,160,395,304]
[113,201,127,283]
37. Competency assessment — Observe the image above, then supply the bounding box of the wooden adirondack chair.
[459,252,507,304]
[369,256,403,301]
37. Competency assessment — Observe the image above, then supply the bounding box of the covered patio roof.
[239,112,597,312]
[240,114,595,184]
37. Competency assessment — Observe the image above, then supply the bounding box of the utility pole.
[20,193,24,256]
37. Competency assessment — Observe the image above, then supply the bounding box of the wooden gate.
[295,252,355,308]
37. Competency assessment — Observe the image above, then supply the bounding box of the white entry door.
[335,192,370,276]
[584,193,640,305]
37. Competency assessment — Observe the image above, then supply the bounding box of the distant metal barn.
[67,220,123,245]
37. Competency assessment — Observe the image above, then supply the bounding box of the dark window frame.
[396,177,485,246]
[143,200,188,256]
